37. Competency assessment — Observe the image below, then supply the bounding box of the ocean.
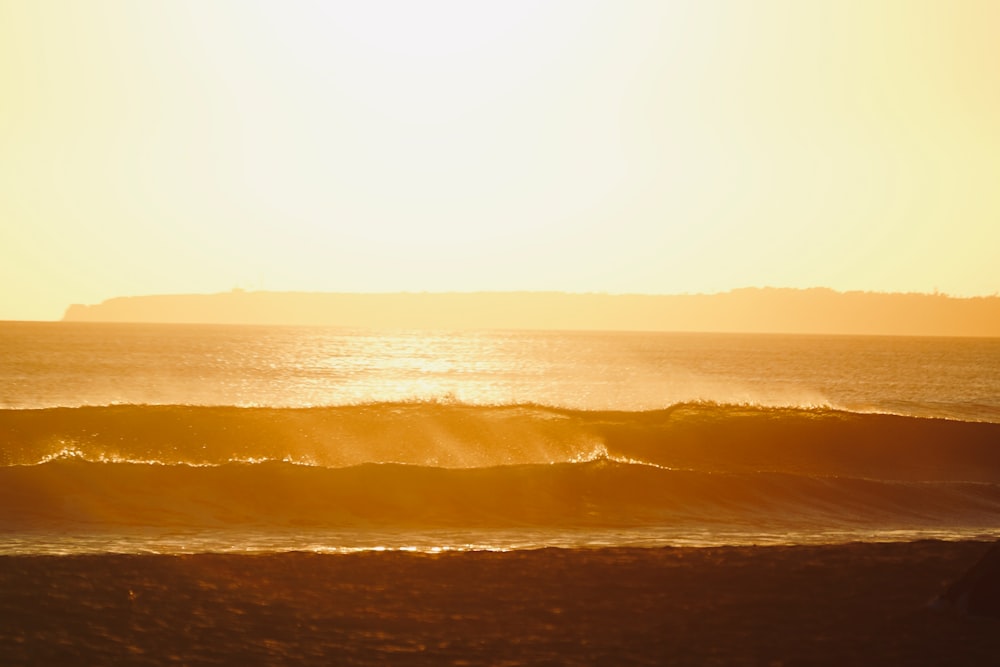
[2,321,998,555]
[4,322,1000,664]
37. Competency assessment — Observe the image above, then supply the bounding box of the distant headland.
[62,288,1000,337]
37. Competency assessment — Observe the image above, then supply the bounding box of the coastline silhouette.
[62,287,1000,337]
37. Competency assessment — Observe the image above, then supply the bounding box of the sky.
[2,0,999,321]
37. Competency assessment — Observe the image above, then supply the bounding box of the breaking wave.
[1,402,999,542]
[3,402,999,480]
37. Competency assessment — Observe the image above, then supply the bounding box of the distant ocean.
[2,322,999,555]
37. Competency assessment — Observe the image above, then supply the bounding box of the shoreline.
[2,540,997,665]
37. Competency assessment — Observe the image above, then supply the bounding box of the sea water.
[1,322,999,554]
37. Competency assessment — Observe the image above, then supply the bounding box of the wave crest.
[4,402,998,483]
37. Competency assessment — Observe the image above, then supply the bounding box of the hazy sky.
[2,0,998,320]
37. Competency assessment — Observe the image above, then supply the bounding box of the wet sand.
[1,540,998,665]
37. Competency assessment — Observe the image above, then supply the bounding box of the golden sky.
[2,0,998,320]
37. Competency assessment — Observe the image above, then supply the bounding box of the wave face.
[4,402,1000,479]
[2,403,999,553]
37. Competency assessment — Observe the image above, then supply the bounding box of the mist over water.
[1,322,999,554]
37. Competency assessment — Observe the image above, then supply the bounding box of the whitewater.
[1,322,998,554]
